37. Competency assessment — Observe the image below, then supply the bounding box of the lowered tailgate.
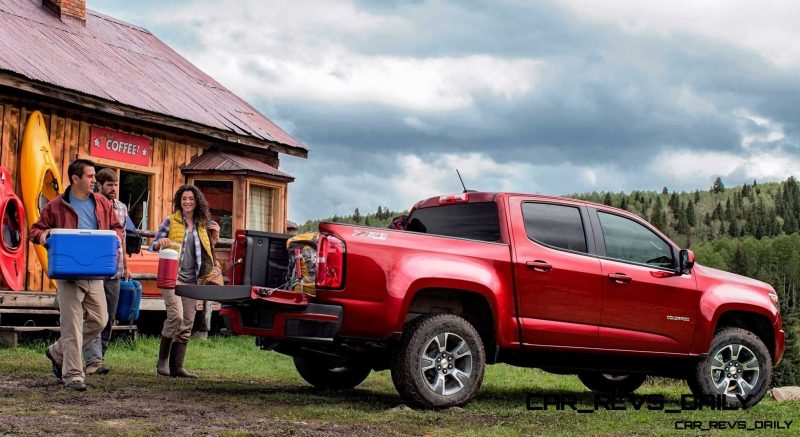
[175,284,310,306]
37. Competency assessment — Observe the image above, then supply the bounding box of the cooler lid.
[50,229,118,236]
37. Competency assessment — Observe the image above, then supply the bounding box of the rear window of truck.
[405,202,501,242]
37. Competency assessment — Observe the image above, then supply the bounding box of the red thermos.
[157,247,180,289]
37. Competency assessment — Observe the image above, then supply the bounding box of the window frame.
[588,207,679,271]
[520,201,596,257]
[245,180,283,233]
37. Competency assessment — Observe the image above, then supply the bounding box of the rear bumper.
[177,283,341,342]
[220,303,343,342]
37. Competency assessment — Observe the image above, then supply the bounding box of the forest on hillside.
[297,178,800,385]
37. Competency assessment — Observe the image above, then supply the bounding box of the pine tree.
[730,245,748,275]
[364,216,371,227]
[619,197,629,211]
[676,210,690,235]
[686,201,697,227]
[669,192,679,212]
[728,218,739,237]
[711,177,725,193]
[712,202,724,221]
[694,190,701,203]
[725,198,734,222]
[662,186,669,195]
[650,200,666,232]
[376,206,383,218]
[353,208,361,223]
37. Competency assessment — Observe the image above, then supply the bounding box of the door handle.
[526,260,552,272]
[608,273,632,284]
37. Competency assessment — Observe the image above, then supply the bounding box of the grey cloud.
[90,0,800,222]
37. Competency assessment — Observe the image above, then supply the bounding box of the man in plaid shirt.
[82,168,133,375]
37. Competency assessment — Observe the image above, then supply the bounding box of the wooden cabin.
[0,0,306,314]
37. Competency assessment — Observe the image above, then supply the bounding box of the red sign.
[90,127,152,166]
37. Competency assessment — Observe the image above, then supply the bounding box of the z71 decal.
[352,230,388,240]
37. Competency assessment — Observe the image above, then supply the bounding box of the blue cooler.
[116,280,142,322]
[46,229,119,279]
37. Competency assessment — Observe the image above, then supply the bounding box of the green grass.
[0,336,797,436]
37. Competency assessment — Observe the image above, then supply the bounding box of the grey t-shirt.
[177,229,196,283]
[68,192,98,229]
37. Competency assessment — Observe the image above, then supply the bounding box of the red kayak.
[0,166,24,290]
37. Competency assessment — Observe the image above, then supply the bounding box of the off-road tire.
[578,373,647,394]
[293,356,371,390]
[687,327,772,408]
[391,313,486,409]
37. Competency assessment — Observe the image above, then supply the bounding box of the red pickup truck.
[178,192,784,409]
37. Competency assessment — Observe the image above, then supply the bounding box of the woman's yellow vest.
[167,210,214,281]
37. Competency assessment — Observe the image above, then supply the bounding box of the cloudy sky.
[92,0,800,222]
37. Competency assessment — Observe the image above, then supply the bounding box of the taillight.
[316,234,345,289]
[229,230,247,285]
[439,193,468,204]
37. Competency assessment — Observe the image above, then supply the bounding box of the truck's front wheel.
[391,314,486,409]
[687,327,772,408]
[293,356,371,389]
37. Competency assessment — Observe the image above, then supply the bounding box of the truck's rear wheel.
[687,327,772,408]
[293,356,371,389]
[391,314,486,409]
[578,373,646,394]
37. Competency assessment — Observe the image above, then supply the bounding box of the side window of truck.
[405,202,501,242]
[522,202,587,253]
[597,211,674,268]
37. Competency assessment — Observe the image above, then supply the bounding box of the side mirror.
[678,249,695,274]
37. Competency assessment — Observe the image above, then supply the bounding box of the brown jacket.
[29,185,124,245]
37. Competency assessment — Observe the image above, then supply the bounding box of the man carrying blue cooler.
[30,159,124,391]
[82,168,133,376]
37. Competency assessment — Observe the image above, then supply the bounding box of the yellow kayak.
[20,110,62,276]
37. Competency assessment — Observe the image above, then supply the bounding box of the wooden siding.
[0,98,289,292]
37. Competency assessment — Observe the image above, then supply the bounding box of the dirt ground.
[0,371,400,436]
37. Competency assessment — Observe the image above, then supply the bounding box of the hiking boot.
[64,380,87,391]
[85,361,110,376]
[45,347,62,380]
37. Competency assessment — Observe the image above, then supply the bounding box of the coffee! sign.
[90,127,152,166]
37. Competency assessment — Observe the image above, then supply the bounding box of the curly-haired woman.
[150,184,220,378]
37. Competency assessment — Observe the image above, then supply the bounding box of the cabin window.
[194,180,234,238]
[247,184,276,232]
